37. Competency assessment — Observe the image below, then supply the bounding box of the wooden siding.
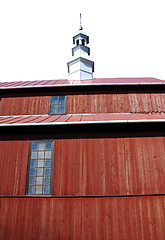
[0,140,29,195]
[0,92,165,115]
[1,196,165,240]
[0,95,49,115]
[1,135,165,196]
[53,136,165,196]
[67,93,165,114]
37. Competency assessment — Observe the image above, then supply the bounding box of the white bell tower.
[67,14,94,80]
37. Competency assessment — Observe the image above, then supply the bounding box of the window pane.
[51,105,57,113]
[45,168,51,176]
[44,186,50,194]
[58,105,65,113]
[38,160,44,167]
[45,160,51,167]
[31,143,38,151]
[36,186,42,194]
[29,176,35,184]
[36,177,43,185]
[45,142,52,150]
[51,96,58,104]
[38,143,45,150]
[38,151,44,159]
[30,160,37,167]
[44,177,50,184]
[30,168,36,176]
[31,152,37,159]
[37,168,43,176]
[28,186,35,194]
[45,151,51,158]
[59,96,65,103]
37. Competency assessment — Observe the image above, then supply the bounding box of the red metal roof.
[0,78,165,89]
[0,113,165,126]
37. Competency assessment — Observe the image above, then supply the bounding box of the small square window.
[49,95,66,114]
[26,141,54,195]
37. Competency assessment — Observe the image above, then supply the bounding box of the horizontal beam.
[1,193,165,198]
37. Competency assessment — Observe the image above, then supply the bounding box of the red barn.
[1,26,165,239]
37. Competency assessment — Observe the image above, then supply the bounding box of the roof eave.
[1,82,165,90]
[0,119,165,127]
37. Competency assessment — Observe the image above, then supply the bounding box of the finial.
[79,13,83,30]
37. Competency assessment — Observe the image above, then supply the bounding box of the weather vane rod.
[79,13,83,30]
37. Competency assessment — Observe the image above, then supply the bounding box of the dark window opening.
[26,141,54,195]
[49,95,66,114]
[82,39,85,46]
[76,40,79,46]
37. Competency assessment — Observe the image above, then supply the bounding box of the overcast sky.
[0,0,165,82]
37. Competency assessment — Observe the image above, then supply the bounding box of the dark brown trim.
[1,193,165,199]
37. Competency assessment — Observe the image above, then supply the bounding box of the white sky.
[0,0,165,82]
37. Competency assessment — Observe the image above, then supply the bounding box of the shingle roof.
[0,78,165,89]
[0,113,165,127]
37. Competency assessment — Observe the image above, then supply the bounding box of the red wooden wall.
[0,95,49,115]
[0,92,165,115]
[0,88,165,239]
[53,136,165,196]
[0,140,29,195]
[67,92,165,114]
[1,135,165,196]
[1,196,165,240]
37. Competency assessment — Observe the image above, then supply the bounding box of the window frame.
[26,140,54,196]
[49,95,67,115]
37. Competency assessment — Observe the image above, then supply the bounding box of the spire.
[79,13,83,30]
[67,14,94,80]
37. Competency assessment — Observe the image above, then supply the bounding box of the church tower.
[67,14,94,80]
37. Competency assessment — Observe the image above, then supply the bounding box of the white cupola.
[67,14,94,80]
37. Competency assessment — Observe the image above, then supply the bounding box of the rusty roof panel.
[81,114,96,121]
[14,115,40,123]
[0,78,165,89]
[27,115,50,123]
[0,113,165,126]
[67,114,82,122]
[0,116,22,124]
[55,114,72,122]
[40,115,61,122]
